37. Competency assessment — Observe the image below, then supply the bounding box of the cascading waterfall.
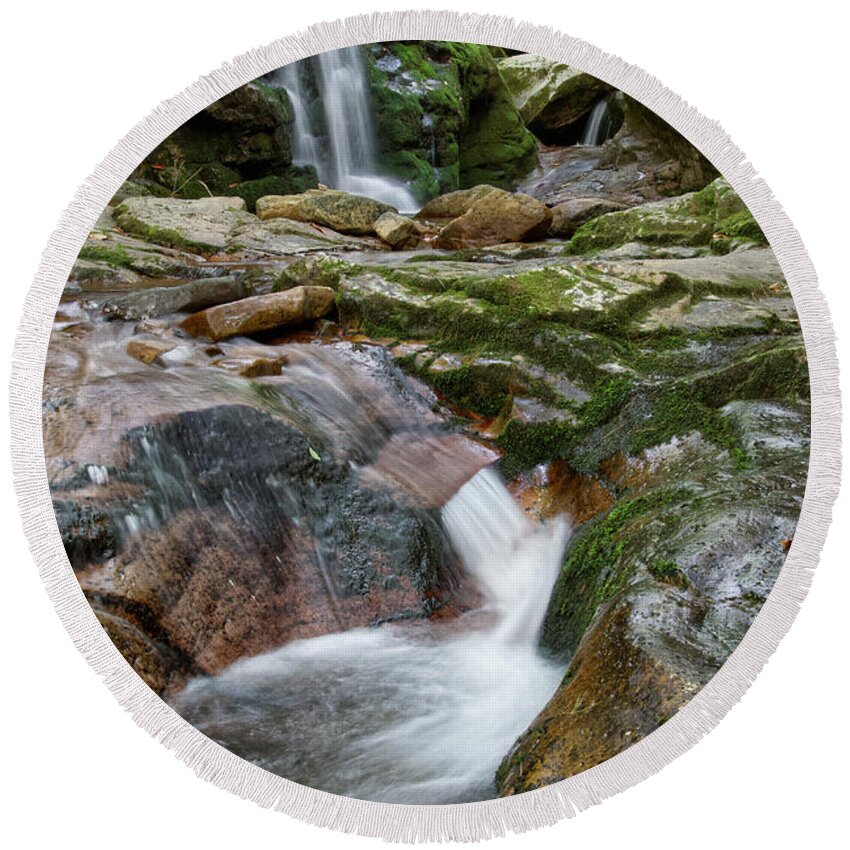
[267,63,322,168]
[580,98,614,146]
[268,48,419,212]
[171,466,571,804]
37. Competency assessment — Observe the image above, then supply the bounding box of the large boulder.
[112,195,368,257]
[256,189,395,235]
[497,54,614,144]
[366,42,538,198]
[565,178,767,255]
[114,196,251,253]
[416,185,501,221]
[180,285,336,340]
[96,277,250,321]
[433,190,553,249]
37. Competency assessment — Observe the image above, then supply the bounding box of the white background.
[1,1,846,846]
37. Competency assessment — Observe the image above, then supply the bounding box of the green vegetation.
[541,489,688,656]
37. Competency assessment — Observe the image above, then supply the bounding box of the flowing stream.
[172,466,570,803]
[268,48,419,212]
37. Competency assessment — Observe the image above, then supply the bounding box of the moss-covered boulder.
[565,178,767,255]
[497,54,614,144]
[367,42,538,199]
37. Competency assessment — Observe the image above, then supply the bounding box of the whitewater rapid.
[172,466,570,803]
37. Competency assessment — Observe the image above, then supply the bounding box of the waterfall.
[267,49,419,213]
[267,63,321,168]
[580,98,613,146]
[171,466,570,803]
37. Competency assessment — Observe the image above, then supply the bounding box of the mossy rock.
[366,42,538,201]
[135,82,295,200]
[565,178,766,256]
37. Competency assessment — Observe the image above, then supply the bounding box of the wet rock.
[213,355,285,377]
[126,338,176,365]
[497,55,613,144]
[434,190,553,249]
[53,500,117,567]
[374,211,422,249]
[71,404,475,693]
[521,96,718,207]
[180,285,336,340]
[498,403,809,794]
[256,188,395,235]
[95,277,249,321]
[549,198,627,238]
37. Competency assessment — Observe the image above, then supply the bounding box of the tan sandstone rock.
[433,190,553,249]
[256,189,395,235]
[181,285,336,341]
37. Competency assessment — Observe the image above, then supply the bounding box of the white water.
[267,63,322,168]
[268,49,419,213]
[172,466,570,803]
[580,99,613,146]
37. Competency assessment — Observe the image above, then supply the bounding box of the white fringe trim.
[8,10,841,842]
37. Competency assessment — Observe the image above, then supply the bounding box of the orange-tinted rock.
[126,338,176,365]
[180,285,335,340]
[213,355,284,377]
[509,459,615,524]
[498,597,701,794]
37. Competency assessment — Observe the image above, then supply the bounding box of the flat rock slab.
[114,195,369,257]
[181,285,336,340]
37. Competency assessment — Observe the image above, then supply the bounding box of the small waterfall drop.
[580,98,614,146]
[171,466,570,803]
[268,49,419,212]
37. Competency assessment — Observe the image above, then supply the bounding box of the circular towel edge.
[8,9,842,843]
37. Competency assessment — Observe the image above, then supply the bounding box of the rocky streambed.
[48,54,809,798]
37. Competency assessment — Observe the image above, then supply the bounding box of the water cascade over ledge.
[171,466,571,803]
[269,48,419,212]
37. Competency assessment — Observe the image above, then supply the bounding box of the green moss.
[497,419,577,478]
[77,244,134,269]
[226,170,318,212]
[564,179,766,256]
[648,559,689,586]
[578,375,633,428]
[626,389,745,462]
[113,205,219,253]
[429,364,511,417]
[542,491,683,656]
